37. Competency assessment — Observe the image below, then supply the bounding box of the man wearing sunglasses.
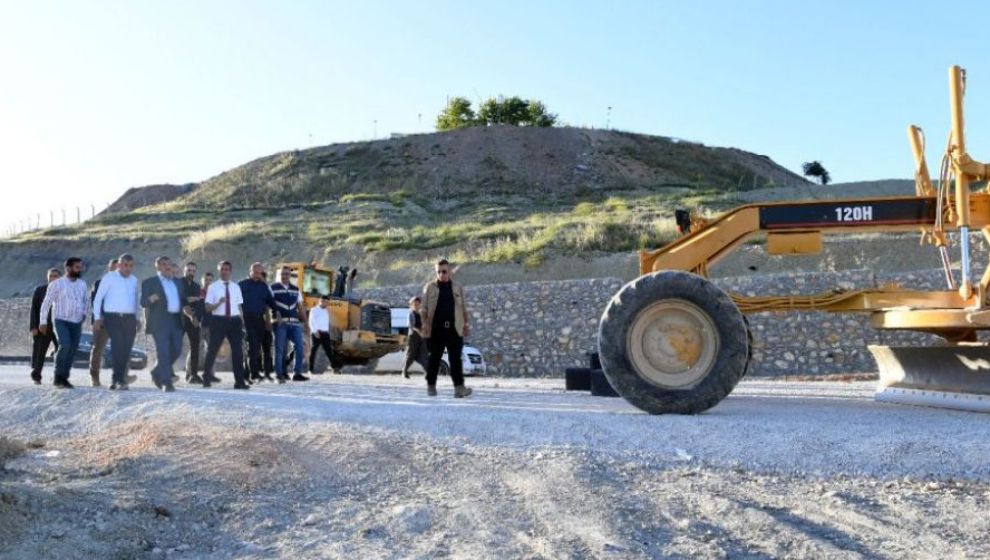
[420,258,472,398]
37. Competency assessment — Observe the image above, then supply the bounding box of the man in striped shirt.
[39,257,90,389]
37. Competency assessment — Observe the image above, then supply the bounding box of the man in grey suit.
[141,256,187,392]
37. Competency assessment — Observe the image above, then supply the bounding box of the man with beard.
[180,262,205,385]
[420,259,473,398]
[39,257,90,389]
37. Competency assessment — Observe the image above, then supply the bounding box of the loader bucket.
[869,345,990,413]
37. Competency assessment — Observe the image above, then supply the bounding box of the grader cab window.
[302,268,333,297]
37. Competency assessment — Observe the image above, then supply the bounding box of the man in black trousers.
[420,259,473,398]
[203,260,248,389]
[180,262,205,385]
[141,256,186,392]
[92,254,141,390]
[238,262,275,383]
[28,268,61,385]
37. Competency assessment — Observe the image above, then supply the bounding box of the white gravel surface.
[1,365,988,558]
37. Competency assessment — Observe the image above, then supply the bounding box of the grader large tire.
[598,271,750,414]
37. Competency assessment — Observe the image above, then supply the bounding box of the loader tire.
[598,270,750,414]
[590,368,619,397]
[565,367,591,391]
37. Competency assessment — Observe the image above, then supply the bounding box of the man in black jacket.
[28,268,61,385]
[238,263,275,383]
[141,256,187,392]
[180,262,205,385]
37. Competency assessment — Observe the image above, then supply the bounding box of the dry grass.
[182,222,255,253]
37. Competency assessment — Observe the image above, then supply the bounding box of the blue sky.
[1,1,988,233]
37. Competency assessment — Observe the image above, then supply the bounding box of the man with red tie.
[202,260,248,389]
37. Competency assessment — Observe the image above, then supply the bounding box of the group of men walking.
[28,256,473,398]
[29,256,321,391]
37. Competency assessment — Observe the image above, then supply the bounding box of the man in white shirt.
[308,295,335,374]
[39,257,90,389]
[92,254,141,390]
[141,256,186,392]
[203,260,248,389]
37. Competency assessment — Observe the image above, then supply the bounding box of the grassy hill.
[1,125,820,295]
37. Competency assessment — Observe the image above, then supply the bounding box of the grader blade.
[870,345,990,413]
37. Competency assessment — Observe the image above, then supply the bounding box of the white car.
[375,307,487,376]
[375,343,487,376]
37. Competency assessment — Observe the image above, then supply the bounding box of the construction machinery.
[277,262,404,373]
[598,65,990,414]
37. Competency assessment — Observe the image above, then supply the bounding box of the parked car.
[375,307,487,376]
[67,331,148,370]
[375,343,487,376]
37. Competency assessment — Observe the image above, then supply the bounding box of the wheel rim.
[626,299,719,389]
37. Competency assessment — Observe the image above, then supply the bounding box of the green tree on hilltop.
[436,96,557,131]
[436,97,477,131]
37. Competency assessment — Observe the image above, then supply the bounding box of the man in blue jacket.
[238,262,275,383]
[141,256,187,392]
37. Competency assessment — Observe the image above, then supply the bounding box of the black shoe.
[187,375,204,385]
[163,384,175,392]
[32,377,42,385]
[126,374,138,384]
[54,380,75,389]
[402,371,410,379]
[233,384,250,390]
[292,374,309,382]
[118,384,129,391]
[153,380,163,389]
[109,383,118,390]
[263,373,275,382]
[277,377,286,384]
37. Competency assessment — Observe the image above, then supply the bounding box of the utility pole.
[373,119,377,139]
[606,106,612,130]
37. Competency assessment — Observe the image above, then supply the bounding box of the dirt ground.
[1,368,988,559]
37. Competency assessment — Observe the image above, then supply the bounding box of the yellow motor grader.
[599,65,990,414]
[277,262,404,373]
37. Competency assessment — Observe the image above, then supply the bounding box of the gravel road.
[1,366,988,558]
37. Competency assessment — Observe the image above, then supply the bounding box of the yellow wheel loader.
[277,262,404,373]
[599,65,990,414]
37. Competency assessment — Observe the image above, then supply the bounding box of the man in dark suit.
[179,262,205,385]
[141,256,187,392]
[28,268,61,385]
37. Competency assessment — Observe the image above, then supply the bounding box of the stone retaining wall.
[1,268,956,377]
